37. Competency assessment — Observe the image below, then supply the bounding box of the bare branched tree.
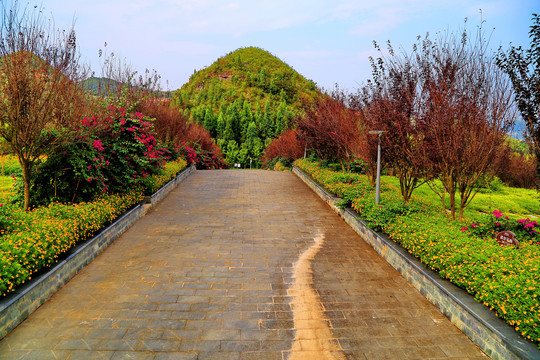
[0,0,90,210]
[91,43,162,111]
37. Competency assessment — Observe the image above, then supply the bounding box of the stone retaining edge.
[0,165,196,340]
[143,164,196,207]
[292,165,540,360]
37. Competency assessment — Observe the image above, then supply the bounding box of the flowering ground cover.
[294,159,540,349]
[0,190,144,295]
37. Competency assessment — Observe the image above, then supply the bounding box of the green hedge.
[294,159,540,348]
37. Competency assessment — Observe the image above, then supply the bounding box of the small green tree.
[203,106,217,137]
[216,112,226,138]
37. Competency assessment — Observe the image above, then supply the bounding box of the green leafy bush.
[294,159,540,348]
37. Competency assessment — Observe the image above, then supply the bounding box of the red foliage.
[297,93,364,167]
[136,98,226,167]
[496,150,537,188]
[185,125,222,157]
[136,98,190,146]
[262,129,306,166]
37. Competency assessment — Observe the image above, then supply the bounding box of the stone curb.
[292,165,540,360]
[0,165,196,340]
[143,164,196,207]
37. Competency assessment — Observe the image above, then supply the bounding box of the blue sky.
[43,0,538,93]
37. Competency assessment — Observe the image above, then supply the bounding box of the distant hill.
[171,47,321,167]
[82,77,122,96]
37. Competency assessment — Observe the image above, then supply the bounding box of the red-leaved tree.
[354,43,426,201]
[298,91,364,171]
[261,129,306,167]
[418,24,516,219]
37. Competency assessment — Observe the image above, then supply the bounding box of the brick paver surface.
[0,170,487,359]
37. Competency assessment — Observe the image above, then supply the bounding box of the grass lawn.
[382,176,539,219]
[0,176,13,203]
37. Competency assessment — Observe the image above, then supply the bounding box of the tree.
[216,111,226,138]
[261,100,273,138]
[356,42,426,202]
[224,103,240,142]
[262,129,306,167]
[93,42,161,112]
[298,91,364,170]
[0,1,89,210]
[418,24,515,219]
[203,105,217,138]
[275,101,288,137]
[496,13,540,190]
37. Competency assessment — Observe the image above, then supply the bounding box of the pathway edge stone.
[292,165,540,360]
[0,164,196,340]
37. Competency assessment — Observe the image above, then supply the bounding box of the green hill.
[82,77,123,96]
[171,47,321,167]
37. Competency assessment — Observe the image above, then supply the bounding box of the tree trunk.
[449,189,456,220]
[21,161,31,211]
[536,147,540,193]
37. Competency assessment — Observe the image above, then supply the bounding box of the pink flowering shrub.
[177,142,228,170]
[462,210,539,245]
[18,107,168,206]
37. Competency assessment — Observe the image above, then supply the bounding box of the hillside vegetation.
[171,47,320,167]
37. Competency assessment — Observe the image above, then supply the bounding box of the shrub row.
[294,159,540,348]
[0,159,187,297]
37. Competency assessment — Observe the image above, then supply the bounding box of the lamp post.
[369,130,385,205]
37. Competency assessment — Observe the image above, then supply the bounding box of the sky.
[36,0,538,93]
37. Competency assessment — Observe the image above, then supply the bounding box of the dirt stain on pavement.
[288,231,346,360]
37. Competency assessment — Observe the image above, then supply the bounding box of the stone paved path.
[0,170,487,359]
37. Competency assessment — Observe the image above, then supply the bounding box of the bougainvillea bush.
[177,142,228,170]
[463,210,539,245]
[0,105,193,297]
[16,107,168,207]
[294,159,540,348]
